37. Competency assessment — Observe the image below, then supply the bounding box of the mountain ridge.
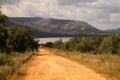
[7,17,106,37]
[105,28,120,34]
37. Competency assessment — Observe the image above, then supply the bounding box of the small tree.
[64,38,80,51]
[75,38,94,53]
[45,42,53,48]
[0,12,7,26]
[0,12,8,52]
[52,39,63,49]
[98,34,120,54]
[7,26,38,52]
[0,26,8,52]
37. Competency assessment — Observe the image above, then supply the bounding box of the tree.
[98,34,120,54]
[0,11,8,52]
[0,13,7,26]
[75,38,94,52]
[0,26,8,52]
[0,10,38,53]
[52,39,63,49]
[7,26,38,52]
[45,42,53,48]
[63,38,80,51]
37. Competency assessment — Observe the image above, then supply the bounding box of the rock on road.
[21,48,107,80]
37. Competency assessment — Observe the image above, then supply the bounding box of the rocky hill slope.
[7,17,105,37]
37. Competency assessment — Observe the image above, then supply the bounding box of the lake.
[36,37,71,44]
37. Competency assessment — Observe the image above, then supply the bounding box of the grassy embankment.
[0,51,35,80]
[48,48,120,80]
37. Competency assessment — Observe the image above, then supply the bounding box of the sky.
[1,0,120,30]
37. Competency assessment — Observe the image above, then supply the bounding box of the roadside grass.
[48,48,120,80]
[0,51,34,80]
[11,54,34,80]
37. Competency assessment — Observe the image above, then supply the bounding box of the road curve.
[20,48,107,80]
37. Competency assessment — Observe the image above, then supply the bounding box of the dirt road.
[21,48,107,80]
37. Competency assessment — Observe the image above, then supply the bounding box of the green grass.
[0,52,34,80]
[49,48,120,80]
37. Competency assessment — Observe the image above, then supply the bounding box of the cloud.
[1,0,120,30]
[110,14,120,22]
[58,0,97,5]
[0,0,22,5]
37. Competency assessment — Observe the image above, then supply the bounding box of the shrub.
[63,38,80,51]
[75,38,94,52]
[0,53,14,66]
[7,26,38,52]
[99,34,120,54]
[52,39,63,49]
[45,42,53,48]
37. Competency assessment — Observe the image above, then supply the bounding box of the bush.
[63,38,80,51]
[0,13,7,26]
[52,39,63,49]
[99,34,120,54]
[75,38,94,52]
[0,12,38,53]
[7,26,38,52]
[51,35,120,54]
[0,53,14,66]
[0,26,8,52]
[45,42,53,48]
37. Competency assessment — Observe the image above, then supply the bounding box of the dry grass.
[49,48,120,80]
[0,52,34,80]
[10,55,34,80]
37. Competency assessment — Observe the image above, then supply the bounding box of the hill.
[7,17,105,37]
[105,28,120,34]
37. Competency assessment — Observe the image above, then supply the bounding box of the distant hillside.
[105,28,120,34]
[7,17,105,37]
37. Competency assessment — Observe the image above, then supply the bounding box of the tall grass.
[49,49,120,80]
[0,52,34,80]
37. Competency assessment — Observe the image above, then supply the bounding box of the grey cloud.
[58,0,97,5]
[100,5,120,13]
[0,0,21,5]
[2,0,120,30]
[77,2,120,13]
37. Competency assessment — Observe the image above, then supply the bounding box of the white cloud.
[110,14,120,21]
[1,0,120,30]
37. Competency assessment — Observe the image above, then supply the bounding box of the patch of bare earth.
[20,48,107,80]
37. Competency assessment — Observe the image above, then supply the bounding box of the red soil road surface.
[21,48,107,80]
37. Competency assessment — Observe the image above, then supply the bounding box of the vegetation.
[0,12,38,53]
[0,52,33,80]
[0,11,38,80]
[98,34,120,54]
[47,35,120,54]
[46,34,120,80]
[7,26,38,52]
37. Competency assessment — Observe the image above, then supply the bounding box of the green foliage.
[75,38,94,52]
[0,12,8,52]
[0,12,38,53]
[52,39,63,49]
[91,36,103,49]
[0,53,14,66]
[99,34,120,54]
[0,13,7,26]
[45,42,53,48]
[0,26,8,52]
[50,35,120,54]
[0,9,37,80]
[64,38,80,51]
[7,26,38,52]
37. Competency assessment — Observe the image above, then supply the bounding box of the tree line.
[45,34,120,54]
[0,12,38,53]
